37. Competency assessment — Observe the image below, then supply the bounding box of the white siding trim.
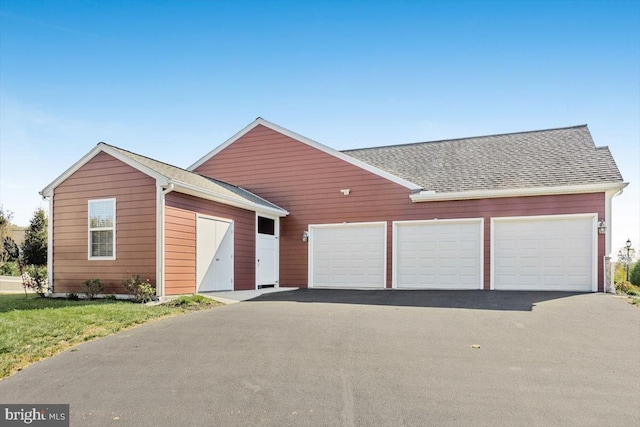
[155,186,165,297]
[490,213,598,292]
[47,194,54,293]
[392,218,484,290]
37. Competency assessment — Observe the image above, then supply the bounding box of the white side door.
[256,216,278,288]
[197,216,234,292]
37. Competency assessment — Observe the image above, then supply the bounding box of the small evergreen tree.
[22,208,47,266]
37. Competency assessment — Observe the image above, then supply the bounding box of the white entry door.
[309,222,386,288]
[256,216,278,287]
[197,216,233,292]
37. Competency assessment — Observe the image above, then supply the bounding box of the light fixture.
[597,220,606,234]
[626,238,632,249]
[340,189,350,196]
[302,231,309,242]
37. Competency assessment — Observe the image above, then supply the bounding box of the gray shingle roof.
[342,125,624,193]
[106,144,286,213]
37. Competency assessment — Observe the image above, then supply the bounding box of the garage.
[393,219,483,289]
[492,214,596,291]
[309,222,386,288]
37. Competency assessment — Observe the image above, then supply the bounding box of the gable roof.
[40,143,288,216]
[342,125,625,199]
[188,117,423,191]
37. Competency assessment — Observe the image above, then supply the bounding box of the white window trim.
[88,198,116,260]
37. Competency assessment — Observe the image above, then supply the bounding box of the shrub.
[66,293,80,301]
[616,281,640,295]
[0,261,20,276]
[627,289,639,296]
[81,278,104,300]
[22,265,48,297]
[122,274,155,303]
[630,262,640,287]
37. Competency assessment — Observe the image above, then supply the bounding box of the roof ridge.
[342,124,589,152]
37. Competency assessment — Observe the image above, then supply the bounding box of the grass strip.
[0,294,220,379]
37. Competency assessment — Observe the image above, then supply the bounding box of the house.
[40,118,626,296]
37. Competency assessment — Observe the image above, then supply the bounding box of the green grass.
[0,294,221,379]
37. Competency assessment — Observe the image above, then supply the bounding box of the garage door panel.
[310,223,386,288]
[493,215,595,291]
[395,220,483,290]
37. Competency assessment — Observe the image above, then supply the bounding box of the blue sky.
[1,0,638,254]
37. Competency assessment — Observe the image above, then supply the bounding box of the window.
[257,216,275,236]
[88,199,115,259]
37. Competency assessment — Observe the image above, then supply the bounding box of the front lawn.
[0,294,220,379]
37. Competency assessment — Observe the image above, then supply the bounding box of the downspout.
[155,183,174,298]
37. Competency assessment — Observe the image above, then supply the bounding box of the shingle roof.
[106,144,286,213]
[342,125,624,193]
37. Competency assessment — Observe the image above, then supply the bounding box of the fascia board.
[188,118,423,191]
[170,181,289,217]
[410,182,629,203]
[40,143,170,197]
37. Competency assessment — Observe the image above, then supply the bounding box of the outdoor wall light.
[340,189,350,196]
[302,231,309,242]
[597,220,606,234]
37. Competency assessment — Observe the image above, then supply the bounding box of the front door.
[196,216,233,292]
[256,216,278,288]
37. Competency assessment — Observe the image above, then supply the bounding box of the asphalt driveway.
[1,290,639,426]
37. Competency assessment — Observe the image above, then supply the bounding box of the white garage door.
[394,219,483,289]
[492,215,596,291]
[309,222,386,288]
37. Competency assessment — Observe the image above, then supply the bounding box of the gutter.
[410,182,629,203]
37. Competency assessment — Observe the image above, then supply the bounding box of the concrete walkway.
[198,286,298,304]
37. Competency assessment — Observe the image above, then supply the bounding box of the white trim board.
[411,182,628,203]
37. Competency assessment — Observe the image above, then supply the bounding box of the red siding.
[164,192,256,294]
[195,125,606,291]
[53,152,157,294]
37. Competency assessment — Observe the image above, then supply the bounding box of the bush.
[66,293,80,301]
[122,274,155,303]
[627,289,639,296]
[22,265,48,297]
[0,261,20,276]
[630,262,640,287]
[616,281,640,295]
[81,278,104,300]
